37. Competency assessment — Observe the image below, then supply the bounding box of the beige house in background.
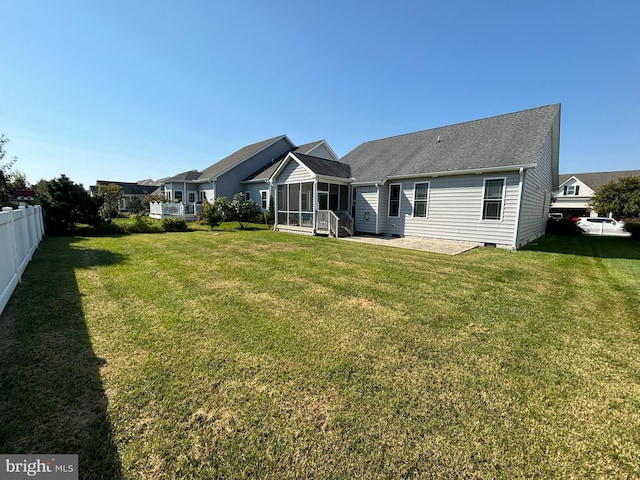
[550,170,640,218]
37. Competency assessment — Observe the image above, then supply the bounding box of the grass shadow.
[0,236,125,479]
[523,234,640,260]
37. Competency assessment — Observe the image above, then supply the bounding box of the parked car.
[576,217,630,236]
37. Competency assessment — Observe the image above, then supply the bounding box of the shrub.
[161,218,188,232]
[623,220,640,240]
[546,218,583,236]
[126,214,162,233]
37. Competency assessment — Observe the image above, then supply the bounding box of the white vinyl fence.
[0,205,45,315]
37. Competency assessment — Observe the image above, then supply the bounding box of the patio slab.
[340,235,478,255]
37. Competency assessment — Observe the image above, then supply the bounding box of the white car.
[576,217,630,236]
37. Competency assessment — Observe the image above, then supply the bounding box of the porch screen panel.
[301,183,313,211]
[339,185,349,211]
[278,185,287,212]
[329,184,339,210]
[289,184,300,210]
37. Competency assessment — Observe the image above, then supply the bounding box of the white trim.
[388,183,402,218]
[270,153,316,184]
[304,140,340,162]
[481,177,506,221]
[513,168,525,248]
[557,175,579,188]
[387,164,537,181]
[412,181,430,218]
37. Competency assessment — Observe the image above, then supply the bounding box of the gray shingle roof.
[559,170,640,191]
[92,180,160,195]
[198,135,292,181]
[293,140,325,155]
[241,140,329,182]
[293,153,352,179]
[162,170,202,182]
[341,104,560,183]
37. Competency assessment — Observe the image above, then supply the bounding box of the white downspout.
[512,168,525,250]
[375,183,381,234]
[272,180,279,231]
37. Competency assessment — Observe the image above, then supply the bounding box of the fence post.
[2,207,20,284]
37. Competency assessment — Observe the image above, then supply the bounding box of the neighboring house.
[152,135,339,218]
[90,180,160,211]
[273,104,561,249]
[13,189,36,202]
[550,170,640,218]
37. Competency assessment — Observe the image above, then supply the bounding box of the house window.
[174,191,183,202]
[188,192,195,203]
[413,182,429,217]
[244,191,251,201]
[482,178,505,220]
[260,191,268,209]
[389,184,401,217]
[564,185,580,196]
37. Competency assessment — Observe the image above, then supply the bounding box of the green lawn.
[1,231,639,479]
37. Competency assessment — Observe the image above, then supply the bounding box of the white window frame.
[174,190,183,203]
[412,182,430,218]
[388,183,401,217]
[260,190,268,210]
[481,177,506,221]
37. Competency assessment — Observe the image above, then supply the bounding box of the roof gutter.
[386,163,538,181]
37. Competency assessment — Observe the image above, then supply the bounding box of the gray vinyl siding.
[215,138,292,199]
[277,160,314,184]
[381,173,521,247]
[166,182,199,203]
[516,131,554,247]
[241,182,271,208]
[307,144,334,161]
[354,186,380,234]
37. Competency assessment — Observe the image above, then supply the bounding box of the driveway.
[341,235,477,255]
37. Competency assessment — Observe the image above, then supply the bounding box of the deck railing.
[317,210,353,237]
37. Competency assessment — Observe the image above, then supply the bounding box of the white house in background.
[273,104,561,249]
[550,170,640,218]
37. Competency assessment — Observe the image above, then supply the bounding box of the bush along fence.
[0,205,45,315]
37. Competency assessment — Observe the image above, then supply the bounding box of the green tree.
[97,183,124,220]
[201,197,233,230]
[127,196,145,215]
[0,134,18,203]
[231,193,260,229]
[590,176,640,218]
[36,175,102,234]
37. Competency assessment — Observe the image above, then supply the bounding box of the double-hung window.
[260,190,268,209]
[482,178,505,220]
[388,184,401,217]
[413,182,429,217]
[563,185,580,195]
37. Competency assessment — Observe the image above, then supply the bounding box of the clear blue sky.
[1,0,638,189]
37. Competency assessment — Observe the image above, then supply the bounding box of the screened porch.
[276,181,353,236]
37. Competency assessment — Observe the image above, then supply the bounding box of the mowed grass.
[1,229,640,479]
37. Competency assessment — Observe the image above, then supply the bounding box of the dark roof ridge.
[358,104,561,147]
[293,152,346,165]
